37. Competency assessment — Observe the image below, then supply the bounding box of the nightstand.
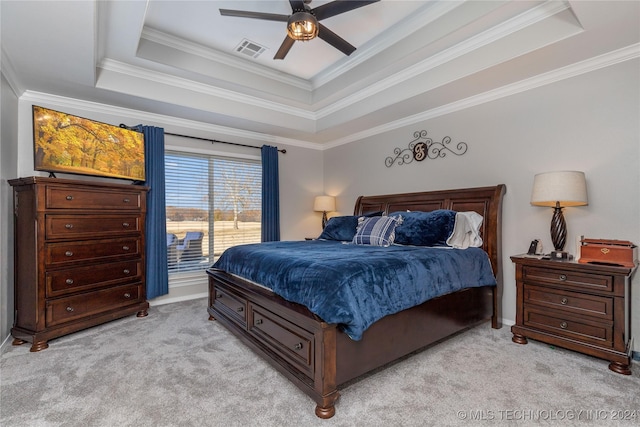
[511,255,636,375]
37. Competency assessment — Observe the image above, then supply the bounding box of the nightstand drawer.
[523,266,612,293]
[523,307,613,347]
[524,284,613,320]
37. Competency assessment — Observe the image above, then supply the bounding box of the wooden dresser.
[9,177,149,351]
[511,255,635,374]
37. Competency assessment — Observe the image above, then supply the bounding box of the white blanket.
[446,211,484,249]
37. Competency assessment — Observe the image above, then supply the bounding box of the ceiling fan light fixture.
[287,11,318,41]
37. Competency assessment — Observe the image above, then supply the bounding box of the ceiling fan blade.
[289,0,306,11]
[219,9,289,22]
[274,36,296,60]
[317,23,356,56]
[312,0,380,21]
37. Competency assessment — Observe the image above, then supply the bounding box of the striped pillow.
[352,215,402,247]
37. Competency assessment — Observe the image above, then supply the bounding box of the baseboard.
[501,318,515,327]
[0,333,13,352]
[148,292,207,306]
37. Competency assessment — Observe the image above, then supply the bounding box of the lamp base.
[550,250,572,261]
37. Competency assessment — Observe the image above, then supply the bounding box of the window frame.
[164,144,262,282]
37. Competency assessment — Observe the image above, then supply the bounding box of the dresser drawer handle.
[65,195,73,201]
[559,274,567,281]
[124,293,131,298]
[122,246,130,251]
[560,321,568,329]
[65,278,74,285]
[64,223,73,229]
[255,318,263,325]
[123,269,130,274]
[236,307,244,313]
[215,293,222,299]
[561,297,568,305]
[65,251,73,257]
[66,306,74,312]
[122,222,130,228]
[294,342,303,350]
[123,198,130,203]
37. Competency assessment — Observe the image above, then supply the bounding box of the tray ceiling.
[2,1,639,148]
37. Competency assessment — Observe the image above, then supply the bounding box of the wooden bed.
[206,184,506,418]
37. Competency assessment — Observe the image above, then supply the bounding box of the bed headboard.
[354,184,506,327]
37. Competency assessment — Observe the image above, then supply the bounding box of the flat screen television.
[33,105,146,182]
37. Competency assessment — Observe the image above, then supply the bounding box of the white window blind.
[165,150,262,274]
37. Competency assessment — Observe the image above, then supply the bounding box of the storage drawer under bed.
[248,302,315,379]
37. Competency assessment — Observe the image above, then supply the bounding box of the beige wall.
[323,59,640,346]
[1,73,19,343]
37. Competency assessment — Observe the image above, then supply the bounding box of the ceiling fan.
[220,0,380,60]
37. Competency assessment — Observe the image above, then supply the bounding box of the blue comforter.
[212,240,496,340]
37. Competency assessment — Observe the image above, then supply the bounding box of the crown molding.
[18,42,639,153]
[1,47,24,97]
[311,0,461,89]
[140,27,313,91]
[323,43,640,149]
[19,90,324,151]
[98,58,317,120]
[315,0,572,119]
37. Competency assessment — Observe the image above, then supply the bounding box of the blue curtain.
[261,145,280,242]
[136,125,169,299]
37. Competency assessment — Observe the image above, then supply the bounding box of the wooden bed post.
[491,184,506,329]
[314,326,339,418]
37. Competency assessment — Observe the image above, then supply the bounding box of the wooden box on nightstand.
[510,255,635,375]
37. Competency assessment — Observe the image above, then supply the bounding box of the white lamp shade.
[530,171,588,207]
[314,195,336,212]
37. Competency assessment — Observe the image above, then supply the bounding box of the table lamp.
[530,171,588,259]
[314,195,335,229]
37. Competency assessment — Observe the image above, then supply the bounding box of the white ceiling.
[2,1,639,149]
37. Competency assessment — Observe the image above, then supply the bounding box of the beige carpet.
[1,298,638,426]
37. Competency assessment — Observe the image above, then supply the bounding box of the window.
[165,150,261,274]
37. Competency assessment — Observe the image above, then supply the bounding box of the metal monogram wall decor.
[384,130,468,167]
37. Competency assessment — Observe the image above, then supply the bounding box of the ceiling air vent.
[235,39,266,59]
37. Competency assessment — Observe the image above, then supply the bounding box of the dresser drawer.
[46,186,142,210]
[524,284,613,320]
[523,266,612,293]
[212,286,247,327]
[523,307,613,347]
[46,260,142,297]
[46,237,141,266]
[46,215,141,239]
[249,303,314,379]
[46,283,143,327]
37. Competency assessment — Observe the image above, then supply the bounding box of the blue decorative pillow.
[352,215,402,247]
[391,209,457,246]
[318,216,359,241]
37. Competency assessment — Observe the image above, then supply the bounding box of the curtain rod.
[165,132,286,153]
[119,125,286,153]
